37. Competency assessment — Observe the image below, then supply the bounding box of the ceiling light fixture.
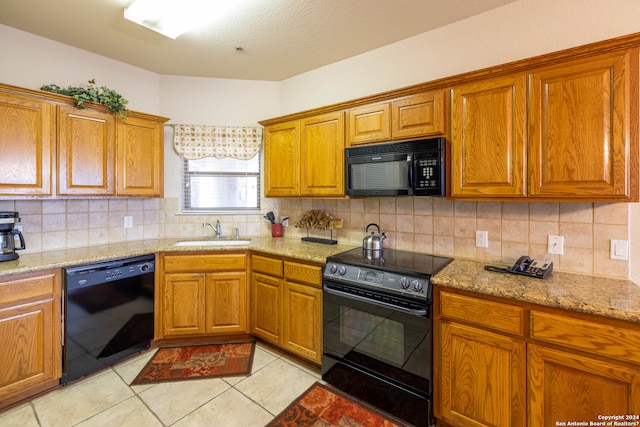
[124,0,237,39]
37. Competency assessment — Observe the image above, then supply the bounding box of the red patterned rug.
[130,340,255,385]
[267,382,410,427]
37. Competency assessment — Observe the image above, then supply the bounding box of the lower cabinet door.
[0,296,61,403]
[162,273,206,336]
[283,281,322,363]
[205,272,248,334]
[251,272,282,344]
[528,344,640,425]
[438,321,526,426]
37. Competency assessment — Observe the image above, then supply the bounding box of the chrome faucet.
[202,220,223,238]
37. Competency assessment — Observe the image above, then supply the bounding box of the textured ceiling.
[0,0,519,81]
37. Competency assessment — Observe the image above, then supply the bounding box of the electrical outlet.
[548,235,564,255]
[475,230,488,248]
[610,239,629,260]
[14,225,23,233]
[123,216,133,228]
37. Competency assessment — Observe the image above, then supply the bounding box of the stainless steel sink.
[171,239,251,247]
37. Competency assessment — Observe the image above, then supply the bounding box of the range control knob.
[338,266,347,276]
[413,280,423,292]
[399,277,410,289]
[329,264,337,274]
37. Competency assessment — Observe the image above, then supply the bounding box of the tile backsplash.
[0,196,629,279]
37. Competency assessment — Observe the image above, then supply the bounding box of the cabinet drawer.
[440,292,524,336]
[284,261,322,288]
[0,271,58,305]
[163,253,246,273]
[530,310,640,366]
[251,255,283,277]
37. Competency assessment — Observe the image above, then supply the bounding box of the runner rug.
[130,340,255,385]
[266,382,410,427]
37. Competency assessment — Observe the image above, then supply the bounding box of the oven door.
[322,280,432,427]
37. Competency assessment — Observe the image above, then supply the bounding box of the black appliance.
[345,137,445,197]
[0,211,25,261]
[322,247,452,427]
[62,254,155,384]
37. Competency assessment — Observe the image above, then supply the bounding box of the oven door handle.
[323,284,428,316]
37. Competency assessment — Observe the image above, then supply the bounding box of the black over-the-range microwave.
[345,137,445,196]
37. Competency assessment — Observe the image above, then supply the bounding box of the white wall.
[280,0,640,113]
[0,24,161,114]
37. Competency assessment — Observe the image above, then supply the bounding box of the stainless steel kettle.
[363,223,386,251]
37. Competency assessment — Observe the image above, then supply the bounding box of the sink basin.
[172,239,251,247]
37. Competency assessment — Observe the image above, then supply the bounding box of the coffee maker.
[0,212,25,261]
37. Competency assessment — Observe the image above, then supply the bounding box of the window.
[182,153,260,212]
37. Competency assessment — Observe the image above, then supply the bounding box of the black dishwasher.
[62,254,155,384]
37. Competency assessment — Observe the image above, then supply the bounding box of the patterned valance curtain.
[173,125,263,160]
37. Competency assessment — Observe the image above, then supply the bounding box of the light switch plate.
[610,239,629,260]
[548,235,564,255]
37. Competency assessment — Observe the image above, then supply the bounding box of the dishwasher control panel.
[64,254,155,289]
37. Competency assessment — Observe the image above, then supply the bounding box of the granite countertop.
[433,258,640,325]
[0,237,357,277]
[2,239,639,325]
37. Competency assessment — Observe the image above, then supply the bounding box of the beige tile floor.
[0,342,322,427]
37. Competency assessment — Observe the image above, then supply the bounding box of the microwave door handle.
[408,156,414,190]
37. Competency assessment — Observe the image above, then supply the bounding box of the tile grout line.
[111,366,169,427]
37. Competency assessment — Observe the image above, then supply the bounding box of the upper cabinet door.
[451,74,527,197]
[0,92,53,196]
[116,116,164,197]
[264,120,300,197]
[528,50,637,200]
[391,90,446,139]
[346,102,390,146]
[57,105,116,195]
[300,111,345,197]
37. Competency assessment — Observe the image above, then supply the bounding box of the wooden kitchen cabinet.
[300,112,345,197]
[451,73,527,198]
[263,120,300,197]
[346,90,446,146]
[435,287,640,427]
[0,270,61,410]
[116,114,165,197]
[528,310,640,423]
[346,102,391,145]
[250,254,322,364]
[283,261,322,363]
[391,90,446,140]
[451,48,638,201]
[58,108,167,197]
[0,90,54,196]
[528,49,637,200]
[435,291,527,426]
[528,345,640,424]
[157,252,248,339]
[0,82,167,198]
[57,104,116,195]
[251,254,283,345]
[263,111,345,198]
